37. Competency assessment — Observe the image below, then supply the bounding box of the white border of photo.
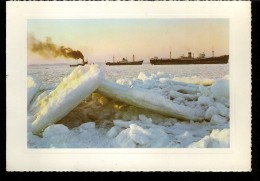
[6,1,251,171]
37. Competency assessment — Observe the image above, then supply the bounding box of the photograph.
[7,1,251,171]
[27,19,230,148]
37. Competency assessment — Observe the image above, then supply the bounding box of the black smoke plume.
[28,34,84,61]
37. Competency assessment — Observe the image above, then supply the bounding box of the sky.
[27,19,229,64]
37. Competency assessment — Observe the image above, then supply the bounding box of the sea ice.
[27,64,230,148]
[107,126,123,138]
[114,129,136,148]
[43,124,70,138]
[205,106,219,120]
[173,76,214,86]
[211,79,229,99]
[189,129,229,148]
[27,76,41,108]
[210,115,228,124]
[170,90,198,101]
[214,102,229,118]
[129,124,170,147]
[113,119,134,128]
[78,122,96,131]
[198,96,214,106]
[31,65,102,134]
[98,80,205,121]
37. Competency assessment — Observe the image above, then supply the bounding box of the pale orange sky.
[27,19,229,64]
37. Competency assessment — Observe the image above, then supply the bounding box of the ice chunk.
[210,129,230,147]
[205,106,219,120]
[173,76,214,86]
[211,79,229,99]
[78,122,96,131]
[98,80,205,121]
[199,85,211,97]
[189,136,211,148]
[215,97,230,108]
[170,84,199,94]
[214,102,229,118]
[129,124,169,147]
[43,124,69,138]
[137,72,154,81]
[198,96,214,106]
[157,72,171,78]
[27,76,41,107]
[31,65,102,134]
[116,78,132,86]
[107,126,123,138]
[113,120,134,128]
[175,131,197,147]
[159,78,170,84]
[189,129,229,148]
[129,124,151,145]
[210,115,228,124]
[114,129,136,148]
[29,90,51,113]
[138,114,153,124]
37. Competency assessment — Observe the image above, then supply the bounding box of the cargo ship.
[106,54,143,66]
[70,58,88,67]
[150,51,229,65]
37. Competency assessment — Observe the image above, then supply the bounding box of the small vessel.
[150,51,229,65]
[106,54,143,66]
[70,58,88,67]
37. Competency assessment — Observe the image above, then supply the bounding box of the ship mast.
[170,47,172,60]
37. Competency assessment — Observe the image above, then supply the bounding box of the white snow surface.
[27,63,229,148]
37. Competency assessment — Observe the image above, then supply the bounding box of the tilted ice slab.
[31,65,102,134]
[98,80,205,121]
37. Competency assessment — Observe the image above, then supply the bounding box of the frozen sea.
[27,63,230,148]
[28,63,229,86]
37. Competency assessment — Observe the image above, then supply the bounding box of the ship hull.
[150,55,229,65]
[106,60,143,66]
[70,62,88,67]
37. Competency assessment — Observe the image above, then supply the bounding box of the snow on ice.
[27,64,230,148]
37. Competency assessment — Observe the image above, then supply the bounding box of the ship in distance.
[150,51,229,65]
[106,54,143,66]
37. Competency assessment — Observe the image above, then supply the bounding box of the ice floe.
[27,64,230,148]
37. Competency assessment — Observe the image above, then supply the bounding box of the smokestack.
[188,52,192,58]
[28,34,84,62]
[133,54,135,62]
